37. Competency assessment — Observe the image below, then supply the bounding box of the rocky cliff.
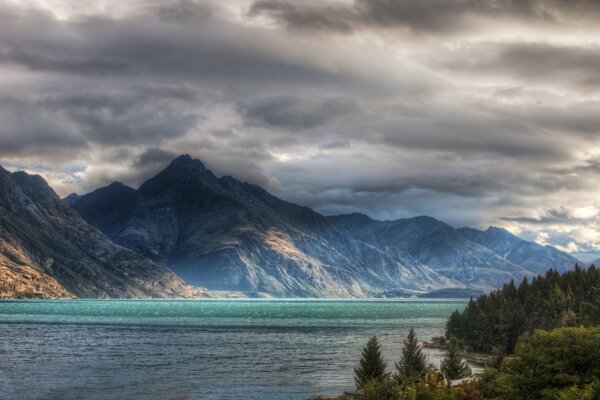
[0,166,207,299]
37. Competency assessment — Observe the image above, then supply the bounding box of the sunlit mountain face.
[1,0,600,255]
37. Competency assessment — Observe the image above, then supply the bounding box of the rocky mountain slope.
[70,155,461,296]
[0,165,206,299]
[328,213,536,289]
[457,226,579,275]
[69,154,576,296]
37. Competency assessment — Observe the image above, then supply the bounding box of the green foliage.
[354,336,389,388]
[396,327,427,385]
[452,380,480,400]
[431,336,447,346]
[356,378,403,400]
[440,340,472,380]
[414,369,454,400]
[478,327,600,400]
[355,369,469,400]
[446,265,600,354]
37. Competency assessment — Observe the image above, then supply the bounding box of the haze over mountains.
[65,154,579,297]
[457,226,579,276]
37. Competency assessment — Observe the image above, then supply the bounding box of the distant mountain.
[457,226,579,275]
[0,165,205,299]
[569,251,600,265]
[329,214,535,289]
[67,154,570,296]
[62,192,81,205]
[70,155,461,297]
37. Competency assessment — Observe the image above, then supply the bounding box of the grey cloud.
[133,148,179,168]
[151,0,214,22]
[0,96,88,157]
[502,208,576,225]
[240,96,358,129]
[442,42,600,91]
[0,47,130,75]
[250,0,600,35]
[1,0,599,249]
[40,89,199,145]
[249,0,356,33]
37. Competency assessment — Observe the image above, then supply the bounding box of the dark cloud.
[133,148,179,168]
[0,47,130,75]
[1,0,600,250]
[240,96,358,129]
[152,0,214,22]
[502,208,576,225]
[250,0,600,35]
[0,96,88,157]
[442,42,600,91]
[249,0,356,33]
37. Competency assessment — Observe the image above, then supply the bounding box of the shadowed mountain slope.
[70,155,461,297]
[70,155,573,295]
[0,166,205,299]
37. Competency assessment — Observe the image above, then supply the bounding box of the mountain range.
[457,226,579,275]
[61,154,579,297]
[0,165,211,299]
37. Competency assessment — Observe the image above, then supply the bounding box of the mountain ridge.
[0,165,210,299]
[70,155,462,296]
[67,155,577,296]
[457,226,579,275]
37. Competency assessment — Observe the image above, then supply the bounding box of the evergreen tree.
[440,339,472,380]
[446,266,600,354]
[395,327,427,384]
[354,336,389,388]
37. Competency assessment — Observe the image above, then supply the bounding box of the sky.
[1,0,600,253]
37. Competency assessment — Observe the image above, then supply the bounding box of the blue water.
[0,299,467,400]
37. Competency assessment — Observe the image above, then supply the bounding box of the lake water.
[0,299,467,400]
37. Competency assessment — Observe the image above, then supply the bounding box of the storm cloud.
[1,0,600,252]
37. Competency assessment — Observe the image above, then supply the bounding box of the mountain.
[0,165,206,299]
[328,213,535,289]
[569,251,600,265]
[457,226,579,275]
[70,155,461,297]
[62,193,81,205]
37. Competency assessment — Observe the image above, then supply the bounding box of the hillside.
[457,226,578,275]
[67,154,576,296]
[0,165,206,299]
[70,155,461,296]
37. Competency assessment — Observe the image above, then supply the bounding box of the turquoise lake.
[0,299,468,400]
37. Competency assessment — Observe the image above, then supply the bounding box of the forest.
[446,265,600,353]
[317,266,600,400]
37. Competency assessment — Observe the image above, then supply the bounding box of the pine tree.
[440,339,472,380]
[354,336,389,388]
[395,327,426,385]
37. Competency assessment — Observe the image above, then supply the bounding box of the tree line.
[326,326,600,400]
[342,328,473,400]
[315,266,600,399]
[446,265,600,354]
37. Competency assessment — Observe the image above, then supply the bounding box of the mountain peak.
[327,212,373,226]
[169,154,206,170]
[486,226,510,233]
[137,154,216,196]
[106,181,134,191]
[10,170,57,202]
[63,193,81,205]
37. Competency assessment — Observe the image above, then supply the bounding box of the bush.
[479,327,600,399]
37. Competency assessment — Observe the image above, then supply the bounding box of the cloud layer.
[2,0,600,252]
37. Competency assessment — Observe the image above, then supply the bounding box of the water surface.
[0,299,467,400]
